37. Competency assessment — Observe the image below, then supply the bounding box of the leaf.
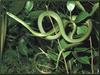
[77,26,88,35]
[59,38,68,49]
[66,1,75,12]
[74,47,89,52]
[47,50,58,61]
[0,14,7,57]
[93,50,99,57]
[28,10,44,19]
[9,0,27,15]
[75,1,86,12]
[25,1,34,13]
[72,15,77,21]
[77,56,90,64]
[75,11,90,23]
[90,2,99,16]
[18,38,28,56]
[63,51,71,58]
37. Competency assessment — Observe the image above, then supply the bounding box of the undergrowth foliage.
[0,0,99,74]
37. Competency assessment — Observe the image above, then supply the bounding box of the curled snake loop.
[6,10,92,43]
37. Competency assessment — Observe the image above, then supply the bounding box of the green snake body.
[6,10,92,43]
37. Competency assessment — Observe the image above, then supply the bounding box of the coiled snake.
[6,10,92,43]
[6,10,93,74]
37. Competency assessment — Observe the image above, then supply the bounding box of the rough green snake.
[6,10,92,43]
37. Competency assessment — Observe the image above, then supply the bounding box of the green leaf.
[66,1,75,12]
[59,38,68,49]
[93,50,99,57]
[75,11,90,23]
[75,1,86,12]
[74,47,89,52]
[72,15,77,21]
[25,1,34,13]
[47,50,58,61]
[63,51,71,58]
[77,56,90,64]
[28,10,44,19]
[90,2,99,16]
[77,26,88,35]
[18,38,28,56]
[0,14,7,57]
[9,0,26,15]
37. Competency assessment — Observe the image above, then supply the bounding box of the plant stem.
[70,11,72,20]
[16,47,22,65]
[69,60,72,72]
[48,14,69,74]
[57,39,69,74]
[89,37,94,74]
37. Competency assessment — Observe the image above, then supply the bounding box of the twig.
[57,39,69,74]
[89,37,94,74]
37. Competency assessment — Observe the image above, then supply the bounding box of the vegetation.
[0,0,99,74]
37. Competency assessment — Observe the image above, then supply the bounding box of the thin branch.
[89,37,94,74]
